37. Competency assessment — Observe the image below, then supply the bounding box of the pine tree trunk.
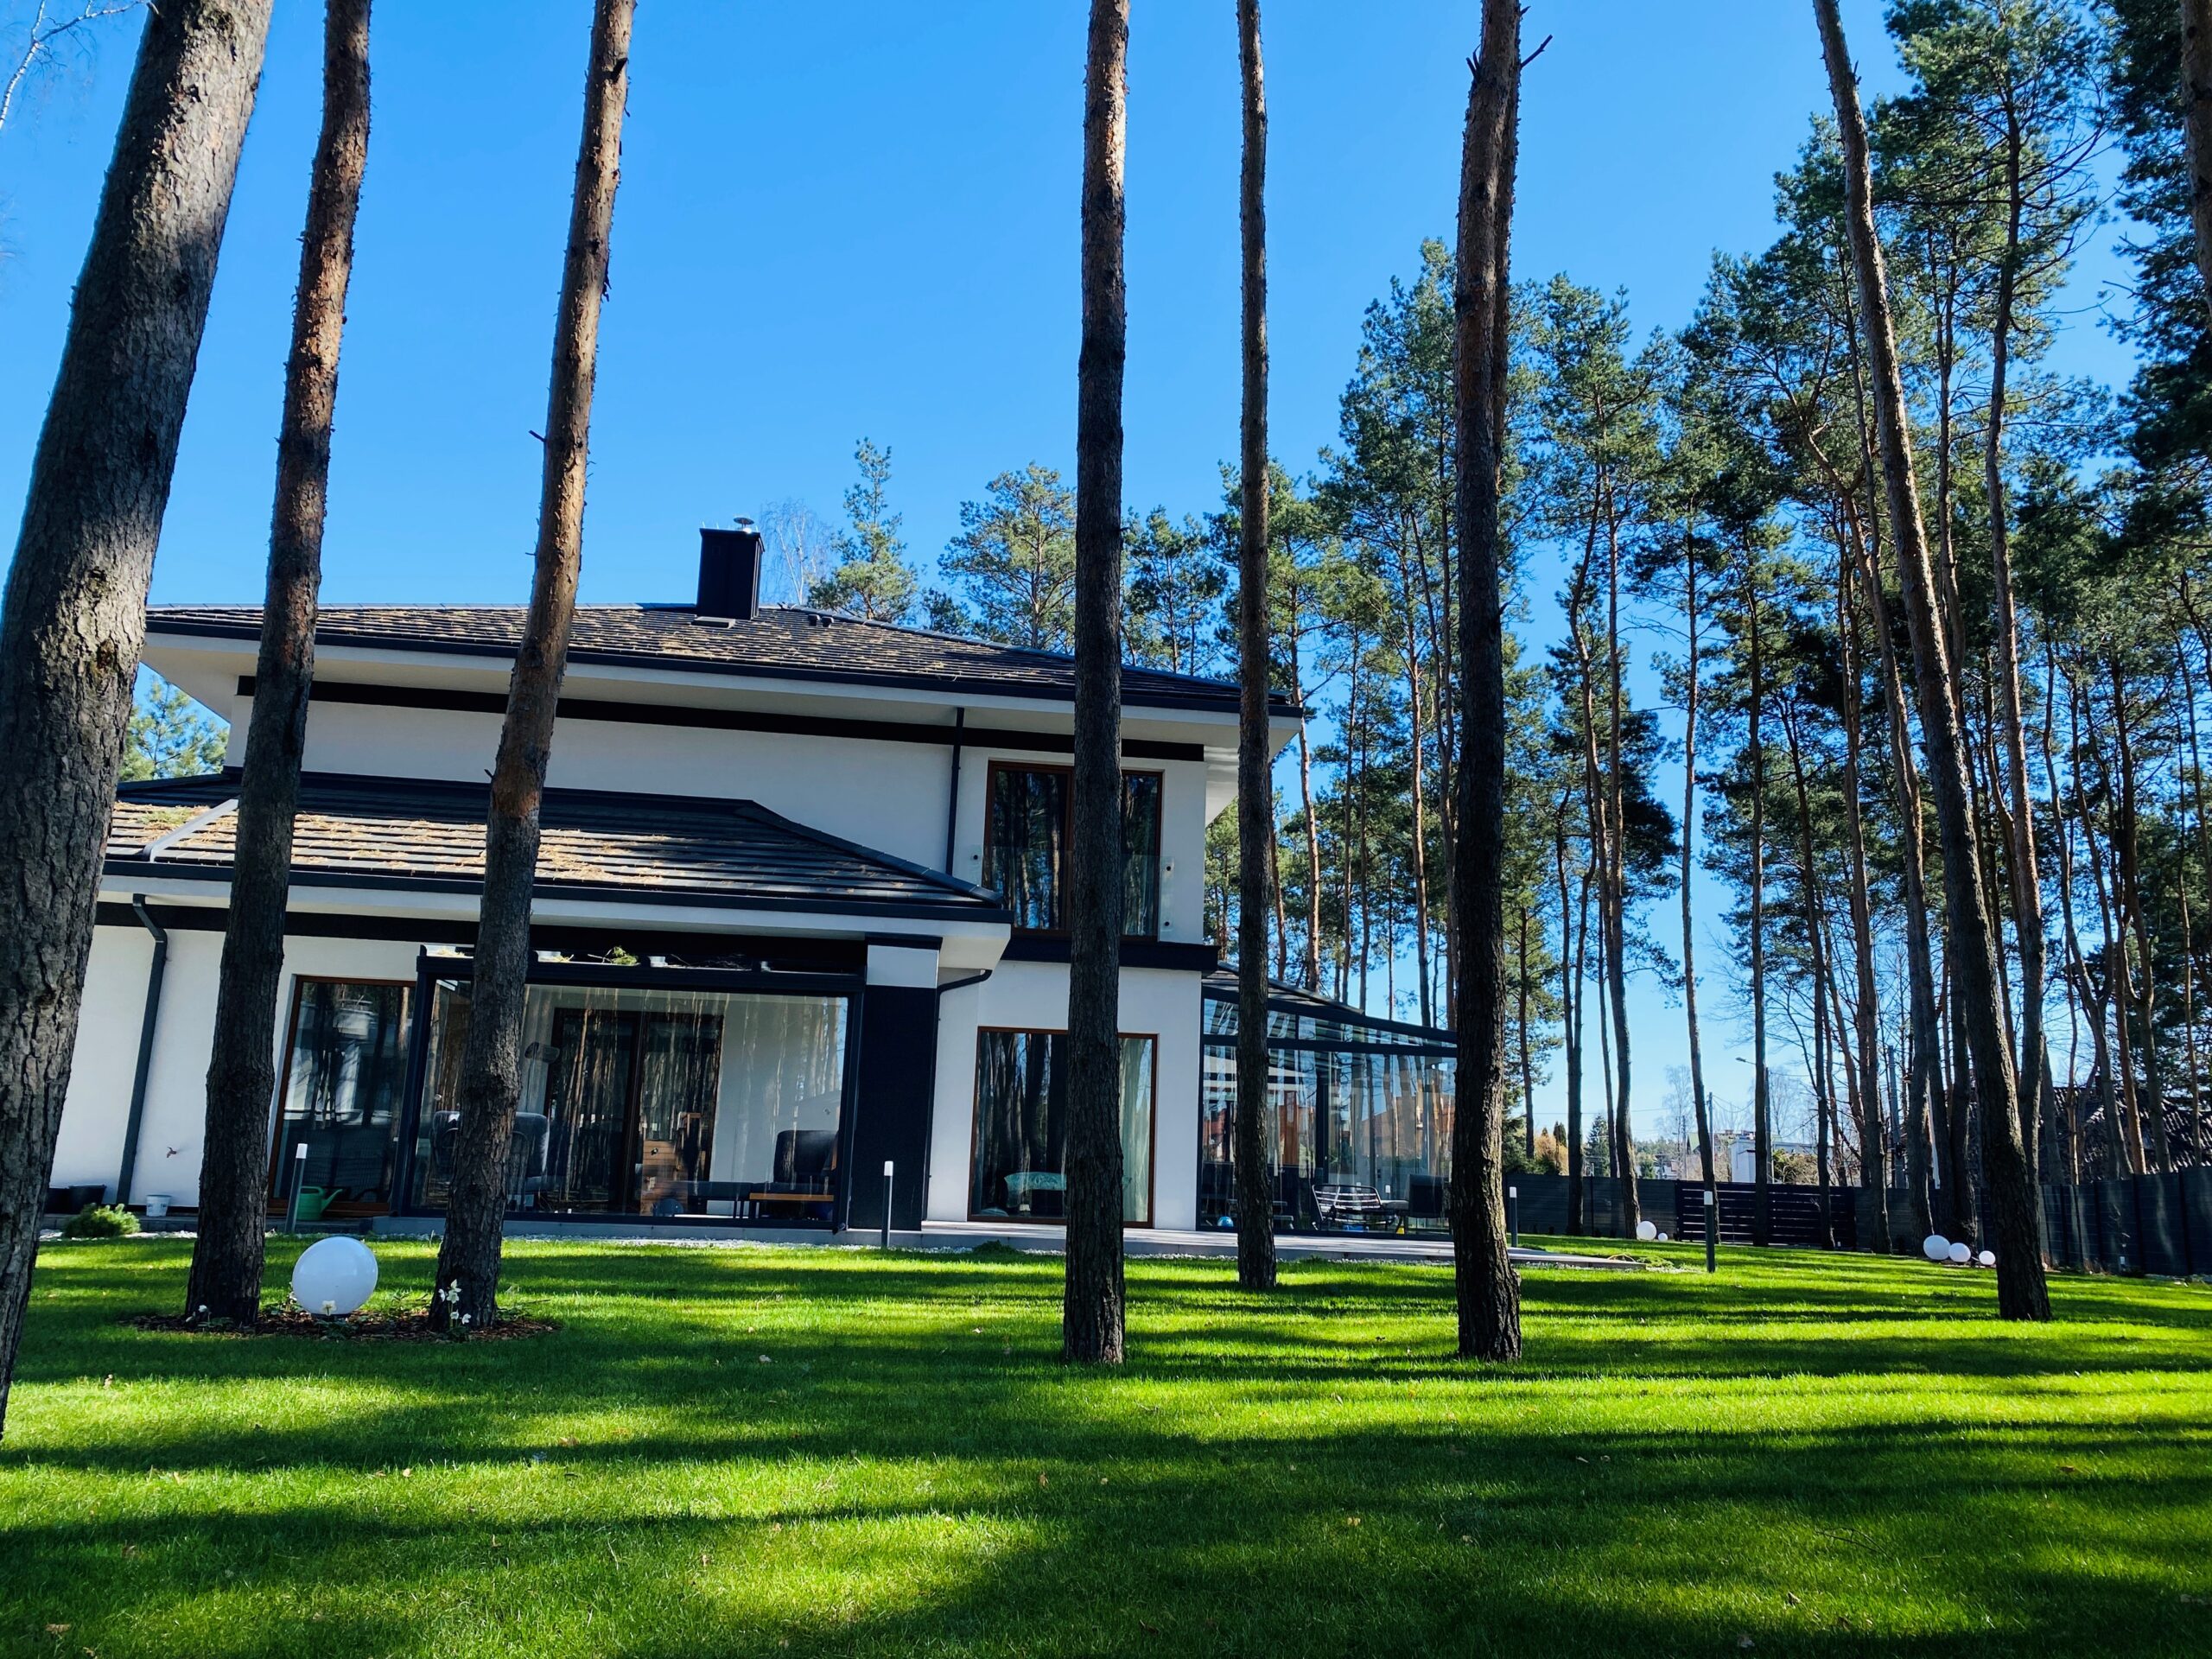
[1748,551,1772,1246]
[0,0,274,1433]
[2180,0,2212,326]
[1681,539,1715,1195]
[1231,0,1277,1293]
[1555,816,1586,1235]
[1447,0,1522,1363]
[1605,518,1638,1232]
[1983,115,2050,1196]
[1063,0,1131,1366]
[189,0,372,1329]
[1816,0,2050,1319]
[1844,320,1938,1236]
[429,0,632,1332]
[1837,552,1890,1247]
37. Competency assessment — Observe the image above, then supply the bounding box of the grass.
[1,1236,2209,1658]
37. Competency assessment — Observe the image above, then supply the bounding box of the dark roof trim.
[152,613,1299,717]
[238,675,1209,763]
[99,855,1001,922]
[91,899,866,967]
[1202,968,1457,1046]
[1001,934,1219,973]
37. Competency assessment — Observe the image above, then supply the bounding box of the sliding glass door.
[410,978,849,1223]
[272,979,411,1214]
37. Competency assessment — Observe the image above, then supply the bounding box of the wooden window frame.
[963,1025,1160,1228]
[980,759,1164,940]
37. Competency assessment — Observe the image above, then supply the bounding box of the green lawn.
[2,1237,2208,1658]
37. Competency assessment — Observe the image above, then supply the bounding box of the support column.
[847,940,942,1233]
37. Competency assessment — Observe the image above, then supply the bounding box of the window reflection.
[969,1030,1154,1224]
[412,982,848,1224]
[982,764,1162,938]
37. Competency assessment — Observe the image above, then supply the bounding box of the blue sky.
[0,1,2136,1138]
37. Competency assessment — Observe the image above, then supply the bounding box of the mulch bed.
[127,1308,559,1341]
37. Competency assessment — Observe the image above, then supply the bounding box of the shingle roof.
[106,773,1012,922]
[145,604,1283,715]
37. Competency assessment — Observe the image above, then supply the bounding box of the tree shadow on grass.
[6,1239,2210,1656]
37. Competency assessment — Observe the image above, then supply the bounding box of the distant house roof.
[145,604,1288,717]
[105,772,1013,923]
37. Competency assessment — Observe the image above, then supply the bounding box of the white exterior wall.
[925,959,1202,1231]
[54,924,423,1207]
[297,702,958,871]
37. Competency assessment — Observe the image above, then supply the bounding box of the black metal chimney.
[696,523,762,623]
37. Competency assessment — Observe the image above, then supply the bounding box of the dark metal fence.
[1506,1174,1855,1248]
[1507,1167,2212,1274]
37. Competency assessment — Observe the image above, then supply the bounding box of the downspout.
[936,968,993,999]
[118,896,168,1206]
[943,707,966,874]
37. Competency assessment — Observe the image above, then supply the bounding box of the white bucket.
[143,1194,170,1219]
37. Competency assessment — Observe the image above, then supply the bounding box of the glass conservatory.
[1196,972,1458,1236]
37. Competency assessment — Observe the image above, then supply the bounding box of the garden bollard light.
[286,1141,308,1235]
[1507,1185,1518,1249]
[881,1160,894,1251]
[1704,1186,1717,1274]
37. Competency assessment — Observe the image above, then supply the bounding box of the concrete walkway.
[308,1215,1642,1269]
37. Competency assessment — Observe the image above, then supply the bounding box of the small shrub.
[63,1204,140,1240]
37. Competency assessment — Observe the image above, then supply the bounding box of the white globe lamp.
[1948,1241,1971,1265]
[1923,1234,1950,1262]
[292,1235,378,1318]
[1977,1249,1996,1268]
[1637,1220,1658,1242]
[1656,1231,1670,1243]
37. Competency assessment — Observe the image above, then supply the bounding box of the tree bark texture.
[429,0,632,1332]
[1816,0,2050,1319]
[188,0,372,1328]
[1063,0,1131,1366]
[0,0,274,1433]
[1447,0,1523,1363]
[2181,0,2212,326]
[1232,0,1278,1293]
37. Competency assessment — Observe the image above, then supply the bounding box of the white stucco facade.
[55,598,1296,1237]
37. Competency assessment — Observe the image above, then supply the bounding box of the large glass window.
[410,981,849,1223]
[272,980,411,1213]
[983,764,1162,937]
[969,1030,1155,1224]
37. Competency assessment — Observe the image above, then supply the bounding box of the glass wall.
[1198,986,1455,1234]
[410,979,849,1223]
[969,1031,1155,1224]
[274,980,411,1213]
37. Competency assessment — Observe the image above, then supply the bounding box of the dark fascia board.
[1198,979,1456,1046]
[90,900,867,968]
[103,856,1014,925]
[238,675,1212,763]
[1000,934,1219,973]
[150,613,1303,718]
[412,951,861,998]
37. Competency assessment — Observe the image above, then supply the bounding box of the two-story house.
[47,528,1311,1239]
